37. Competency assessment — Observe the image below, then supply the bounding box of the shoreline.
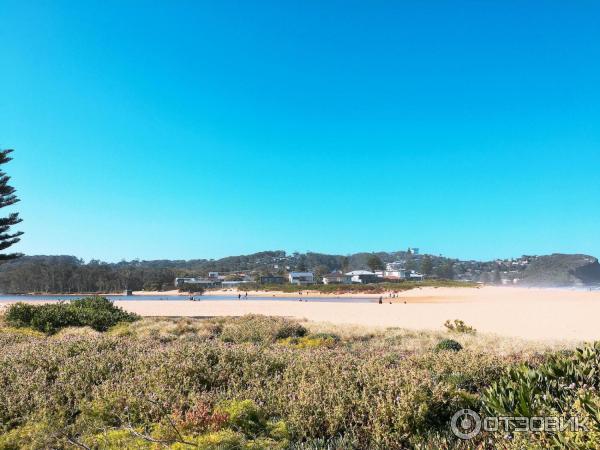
[15,284,595,299]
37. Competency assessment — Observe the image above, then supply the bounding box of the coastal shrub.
[483,342,600,417]
[172,400,229,435]
[481,342,600,449]
[219,315,307,343]
[279,334,338,349]
[215,400,265,436]
[309,332,341,342]
[178,284,206,295]
[435,339,463,352]
[287,435,360,449]
[2,302,36,328]
[0,316,552,449]
[443,319,476,334]
[4,297,139,334]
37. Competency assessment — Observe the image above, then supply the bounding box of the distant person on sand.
[238,293,241,300]
[379,296,383,304]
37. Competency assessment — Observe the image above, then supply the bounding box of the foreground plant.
[4,296,139,334]
[444,319,476,334]
[0,315,590,449]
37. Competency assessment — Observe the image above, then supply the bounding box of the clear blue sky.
[1,1,599,262]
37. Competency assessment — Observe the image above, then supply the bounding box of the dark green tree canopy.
[0,149,23,260]
[420,255,433,276]
[366,254,384,272]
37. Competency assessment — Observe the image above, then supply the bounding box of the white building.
[345,270,378,284]
[322,273,352,285]
[386,261,404,271]
[174,277,201,287]
[407,271,424,281]
[384,262,407,279]
[288,272,315,285]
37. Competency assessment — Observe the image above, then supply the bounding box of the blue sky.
[1,1,599,262]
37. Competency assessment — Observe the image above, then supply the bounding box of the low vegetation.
[178,284,206,295]
[0,302,597,449]
[435,338,463,352]
[3,297,139,334]
[443,319,477,334]
[238,279,478,295]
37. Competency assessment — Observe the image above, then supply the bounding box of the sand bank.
[116,287,600,341]
[3,287,600,341]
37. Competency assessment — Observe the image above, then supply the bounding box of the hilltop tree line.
[0,251,476,294]
[0,256,182,293]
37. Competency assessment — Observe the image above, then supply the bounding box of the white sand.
[114,287,600,342]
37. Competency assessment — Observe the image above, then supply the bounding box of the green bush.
[4,297,139,334]
[216,400,266,436]
[2,303,36,328]
[435,339,463,352]
[178,284,206,295]
[219,315,307,343]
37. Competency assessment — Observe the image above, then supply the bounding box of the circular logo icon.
[451,409,482,440]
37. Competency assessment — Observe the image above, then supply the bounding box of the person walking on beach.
[238,293,241,300]
[378,296,383,304]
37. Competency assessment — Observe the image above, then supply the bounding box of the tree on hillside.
[436,261,455,280]
[0,149,23,261]
[314,265,330,279]
[296,256,307,272]
[340,256,350,273]
[367,254,384,272]
[420,255,433,276]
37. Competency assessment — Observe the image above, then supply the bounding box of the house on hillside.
[260,275,286,284]
[407,271,424,281]
[322,273,352,285]
[288,272,315,285]
[384,262,408,279]
[386,261,405,271]
[345,270,379,284]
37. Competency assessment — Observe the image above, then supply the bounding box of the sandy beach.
[3,286,600,341]
[119,286,600,341]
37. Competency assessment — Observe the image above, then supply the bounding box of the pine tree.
[0,149,23,260]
